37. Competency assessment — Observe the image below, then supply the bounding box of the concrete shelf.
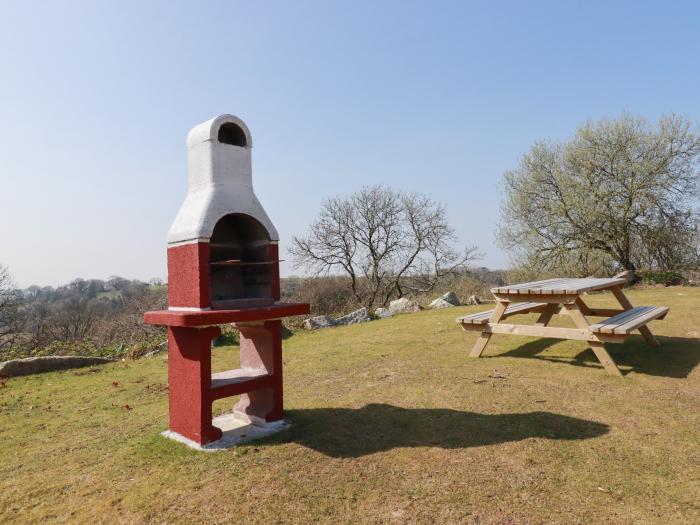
[144,302,310,327]
[210,368,273,400]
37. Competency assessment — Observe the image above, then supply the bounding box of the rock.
[0,356,115,378]
[335,308,370,326]
[466,294,481,305]
[441,291,461,306]
[388,297,421,314]
[374,307,393,318]
[303,315,336,330]
[429,298,455,309]
[429,291,461,309]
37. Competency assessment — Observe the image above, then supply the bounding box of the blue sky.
[1,1,698,287]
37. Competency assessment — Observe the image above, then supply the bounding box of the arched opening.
[217,122,248,147]
[209,214,273,308]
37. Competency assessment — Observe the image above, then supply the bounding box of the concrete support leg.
[167,326,222,445]
[234,320,283,424]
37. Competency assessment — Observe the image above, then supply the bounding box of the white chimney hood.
[167,114,279,245]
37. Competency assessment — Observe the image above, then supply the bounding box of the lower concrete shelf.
[209,367,274,400]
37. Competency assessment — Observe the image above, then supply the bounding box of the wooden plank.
[457,302,546,325]
[559,277,626,294]
[468,301,508,358]
[608,285,662,346]
[493,293,577,304]
[460,321,627,342]
[492,277,627,296]
[491,278,566,295]
[528,278,572,295]
[475,322,627,342]
[563,302,623,377]
[482,323,602,341]
[585,308,627,317]
[589,343,624,377]
[590,306,669,335]
[534,303,559,326]
[591,308,648,333]
[613,307,668,335]
[469,334,492,357]
[589,306,656,333]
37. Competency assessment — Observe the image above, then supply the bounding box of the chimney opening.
[217,122,248,147]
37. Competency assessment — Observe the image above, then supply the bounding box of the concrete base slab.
[162,413,290,451]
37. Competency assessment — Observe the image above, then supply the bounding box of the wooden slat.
[492,278,566,295]
[493,293,577,304]
[613,307,668,335]
[457,302,546,325]
[589,306,669,335]
[481,323,603,342]
[491,277,627,296]
[608,285,660,347]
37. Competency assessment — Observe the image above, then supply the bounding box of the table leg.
[609,286,660,347]
[564,303,623,377]
[469,300,509,358]
[535,303,559,326]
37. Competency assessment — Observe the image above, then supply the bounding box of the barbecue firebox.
[144,115,309,447]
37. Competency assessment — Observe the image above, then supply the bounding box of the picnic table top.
[491,277,627,296]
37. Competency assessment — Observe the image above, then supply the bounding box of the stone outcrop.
[388,297,421,314]
[441,291,461,306]
[0,356,115,378]
[303,315,336,330]
[374,307,393,318]
[429,298,455,309]
[335,308,370,326]
[429,292,461,309]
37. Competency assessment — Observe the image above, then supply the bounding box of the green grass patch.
[1,288,699,523]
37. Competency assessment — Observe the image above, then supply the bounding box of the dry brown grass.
[1,287,699,524]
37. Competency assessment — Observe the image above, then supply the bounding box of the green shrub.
[213,326,239,347]
[640,271,686,286]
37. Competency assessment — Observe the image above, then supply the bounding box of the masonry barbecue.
[144,115,309,447]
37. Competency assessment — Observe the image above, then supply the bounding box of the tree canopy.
[499,114,700,276]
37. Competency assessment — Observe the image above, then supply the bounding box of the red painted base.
[167,326,222,444]
[164,320,285,445]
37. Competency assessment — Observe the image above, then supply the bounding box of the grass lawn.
[1,287,699,524]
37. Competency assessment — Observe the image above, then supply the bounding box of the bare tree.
[47,298,100,342]
[94,286,167,348]
[0,265,23,356]
[290,186,480,310]
[499,114,700,276]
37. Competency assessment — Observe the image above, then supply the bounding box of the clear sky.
[1,1,698,287]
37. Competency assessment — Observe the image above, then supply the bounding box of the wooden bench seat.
[457,302,546,325]
[589,306,669,335]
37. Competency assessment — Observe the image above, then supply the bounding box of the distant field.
[1,287,699,524]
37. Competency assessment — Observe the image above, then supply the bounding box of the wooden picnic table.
[457,277,669,377]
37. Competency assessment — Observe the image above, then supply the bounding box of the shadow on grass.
[271,403,608,458]
[492,335,700,378]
